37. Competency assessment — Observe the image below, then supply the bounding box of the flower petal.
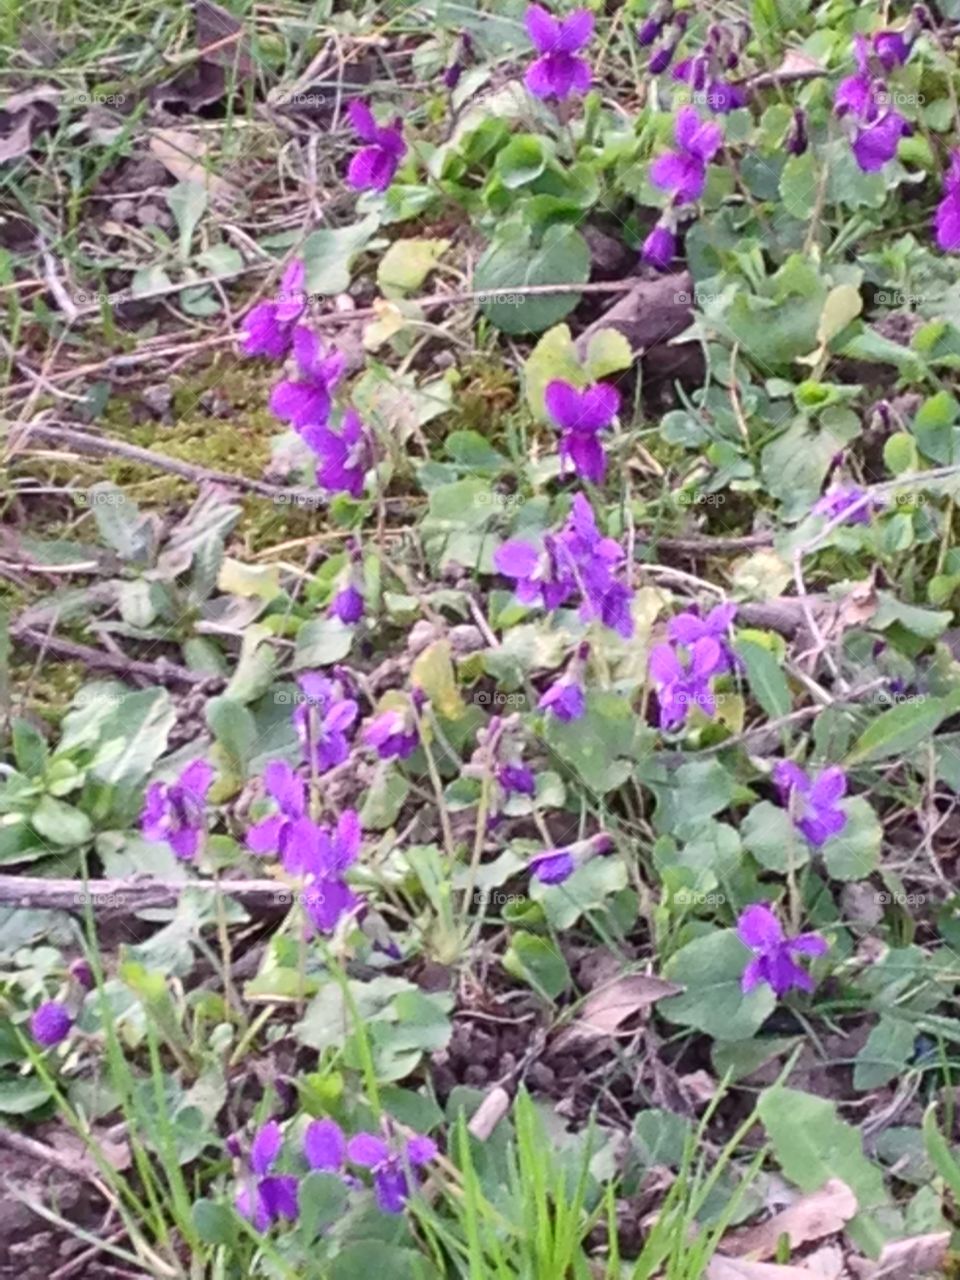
[303,1118,346,1171]
[736,903,783,950]
[347,1132,390,1168]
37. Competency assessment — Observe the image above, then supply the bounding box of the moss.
[10,660,88,724]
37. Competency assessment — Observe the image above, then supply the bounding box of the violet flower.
[363,695,422,760]
[813,484,874,525]
[303,408,371,499]
[852,109,910,172]
[493,536,577,613]
[497,763,536,797]
[241,260,306,360]
[538,674,585,722]
[648,637,724,730]
[235,1121,300,1232]
[330,583,364,623]
[561,494,634,638]
[935,152,960,252]
[30,1000,72,1048]
[141,759,213,860]
[524,5,594,101]
[641,220,676,271]
[300,810,363,934]
[346,101,406,193]
[637,14,665,46]
[346,1131,437,1213]
[529,832,613,884]
[786,108,808,155]
[650,106,723,204]
[544,379,620,484]
[834,34,875,120]
[773,761,848,847]
[270,326,346,430]
[246,760,324,874]
[304,1117,347,1173]
[293,674,358,772]
[737,904,828,998]
[874,29,911,70]
[667,602,737,671]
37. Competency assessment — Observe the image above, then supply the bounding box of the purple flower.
[650,106,723,204]
[246,761,324,874]
[703,79,746,113]
[641,220,676,271]
[874,29,911,70]
[497,763,536,796]
[524,5,593,101]
[936,152,960,252]
[363,704,420,760]
[293,674,358,772]
[330,583,364,623]
[834,35,874,120]
[813,484,874,525]
[141,759,214,860]
[637,15,665,46]
[301,810,363,934]
[529,833,613,884]
[649,637,724,730]
[346,101,406,192]
[270,327,346,430]
[304,1118,348,1172]
[786,108,808,155]
[494,536,577,613]
[241,260,306,360]
[773,761,848,847]
[648,41,677,74]
[667,602,736,671]
[561,494,634,638]
[544,380,620,484]
[235,1120,300,1232]
[30,1000,72,1048]
[529,850,575,883]
[673,54,709,92]
[346,1131,437,1213]
[69,959,94,991]
[737,904,828,998]
[851,109,910,172]
[538,675,585,721]
[303,408,371,498]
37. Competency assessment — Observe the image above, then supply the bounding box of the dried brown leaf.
[722,1180,857,1261]
[552,973,682,1051]
[148,128,238,202]
[708,1255,822,1280]
[848,1232,950,1280]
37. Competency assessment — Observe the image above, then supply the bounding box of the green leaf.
[87,483,153,562]
[854,1017,916,1090]
[303,215,379,295]
[817,284,862,346]
[779,152,817,220]
[294,618,355,668]
[474,223,589,334]
[88,688,176,788]
[359,764,410,830]
[758,1086,891,1254]
[166,181,207,259]
[411,640,465,720]
[884,432,919,475]
[543,692,639,794]
[822,797,882,880]
[377,237,450,296]
[192,1198,237,1246]
[741,801,808,873]
[0,1075,54,1115]
[734,640,791,718]
[502,931,571,1000]
[31,795,92,846]
[494,134,548,188]
[847,690,960,764]
[205,696,256,781]
[660,930,776,1041]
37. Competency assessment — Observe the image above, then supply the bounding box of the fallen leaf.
[195,0,255,75]
[0,114,33,163]
[774,50,824,77]
[552,973,682,1051]
[708,1257,822,1280]
[848,1232,950,1280]
[722,1180,857,1261]
[801,1244,845,1280]
[148,128,238,202]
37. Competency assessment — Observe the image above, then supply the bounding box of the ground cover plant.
[5,0,960,1275]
